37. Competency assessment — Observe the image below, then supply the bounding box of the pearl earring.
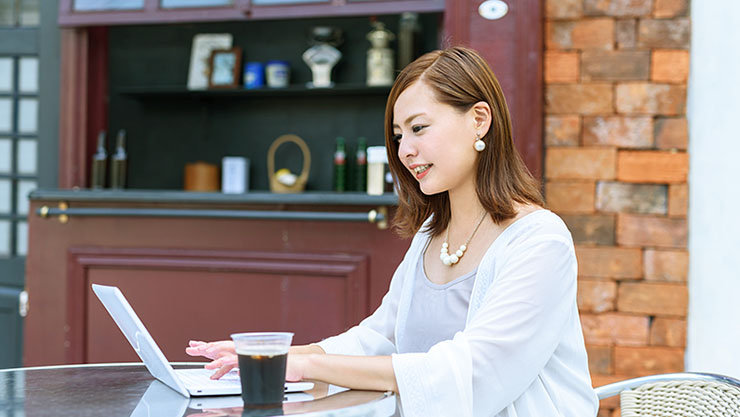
[474,133,486,152]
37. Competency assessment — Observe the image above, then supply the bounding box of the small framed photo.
[208,47,242,88]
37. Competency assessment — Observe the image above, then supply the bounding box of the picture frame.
[208,47,242,89]
[187,33,233,90]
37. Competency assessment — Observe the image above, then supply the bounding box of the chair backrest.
[620,378,740,417]
[594,372,740,417]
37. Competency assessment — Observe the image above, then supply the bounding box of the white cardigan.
[317,210,599,417]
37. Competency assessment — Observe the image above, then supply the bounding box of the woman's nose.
[398,137,417,160]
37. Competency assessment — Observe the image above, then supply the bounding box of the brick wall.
[543,1,690,415]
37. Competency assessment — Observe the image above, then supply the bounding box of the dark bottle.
[355,137,367,192]
[333,137,346,192]
[110,130,127,189]
[90,130,107,189]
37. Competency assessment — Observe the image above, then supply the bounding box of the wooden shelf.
[29,189,399,206]
[118,84,392,99]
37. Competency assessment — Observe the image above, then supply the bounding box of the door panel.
[0,287,22,368]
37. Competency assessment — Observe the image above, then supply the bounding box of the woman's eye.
[412,125,426,133]
[392,133,403,142]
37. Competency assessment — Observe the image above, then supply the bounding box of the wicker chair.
[594,372,740,416]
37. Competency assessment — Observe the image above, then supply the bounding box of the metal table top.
[0,363,397,417]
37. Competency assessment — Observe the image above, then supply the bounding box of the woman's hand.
[186,340,236,360]
[186,340,238,379]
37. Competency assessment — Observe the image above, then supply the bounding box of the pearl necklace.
[440,213,487,266]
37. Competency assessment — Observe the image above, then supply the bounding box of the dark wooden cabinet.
[24,195,409,365]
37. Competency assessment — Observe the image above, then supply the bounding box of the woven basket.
[267,134,311,193]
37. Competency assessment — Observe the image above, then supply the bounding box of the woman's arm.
[289,353,398,393]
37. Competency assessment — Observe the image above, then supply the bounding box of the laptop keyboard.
[175,368,241,388]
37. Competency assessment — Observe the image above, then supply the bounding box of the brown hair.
[385,46,544,238]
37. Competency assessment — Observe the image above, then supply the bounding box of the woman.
[187,46,599,417]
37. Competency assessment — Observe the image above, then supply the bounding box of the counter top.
[29,189,399,206]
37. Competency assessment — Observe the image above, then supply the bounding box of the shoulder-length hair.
[385,46,544,238]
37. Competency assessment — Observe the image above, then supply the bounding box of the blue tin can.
[244,62,265,89]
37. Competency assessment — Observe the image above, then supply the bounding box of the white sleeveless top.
[398,241,477,354]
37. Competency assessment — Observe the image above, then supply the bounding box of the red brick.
[545,51,580,83]
[638,18,691,49]
[581,50,650,81]
[583,116,653,148]
[617,151,688,183]
[653,0,689,18]
[576,246,642,279]
[547,19,615,50]
[546,0,583,18]
[614,346,684,374]
[546,84,614,114]
[584,0,653,17]
[617,213,687,248]
[586,344,613,374]
[546,147,616,180]
[616,19,637,48]
[546,181,595,214]
[617,282,688,316]
[562,215,616,245]
[616,83,687,115]
[545,115,581,146]
[650,318,686,347]
[654,117,688,150]
[651,50,689,83]
[573,19,616,49]
[668,184,688,217]
[596,182,667,215]
[578,279,618,312]
[581,313,650,346]
[644,249,688,282]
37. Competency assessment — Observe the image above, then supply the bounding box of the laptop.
[92,284,313,397]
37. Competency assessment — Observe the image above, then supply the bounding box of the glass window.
[0,220,9,257]
[19,57,37,93]
[16,221,27,256]
[16,179,35,215]
[0,179,10,213]
[160,0,232,8]
[18,98,36,133]
[0,0,13,27]
[251,0,329,4]
[0,58,12,92]
[19,0,39,27]
[0,138,10,173]
[73,0,145,11]
[0,98,11,132]
[17,139,36,174]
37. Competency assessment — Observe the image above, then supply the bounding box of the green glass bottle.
[333,137,346,192]
[355,137,367,192]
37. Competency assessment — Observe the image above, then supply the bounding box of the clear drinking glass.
[231,332,294,407]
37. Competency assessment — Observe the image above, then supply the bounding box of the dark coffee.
[237,352,287,406]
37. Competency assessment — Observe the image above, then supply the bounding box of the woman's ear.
[471,101,492,137]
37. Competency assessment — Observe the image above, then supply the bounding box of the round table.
[0,363,398,417]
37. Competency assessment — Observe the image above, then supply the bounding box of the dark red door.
[445,0,543,178]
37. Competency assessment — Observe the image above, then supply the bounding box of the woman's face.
[392,80,480,196]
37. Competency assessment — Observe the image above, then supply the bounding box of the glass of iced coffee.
[231,332,294,407]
